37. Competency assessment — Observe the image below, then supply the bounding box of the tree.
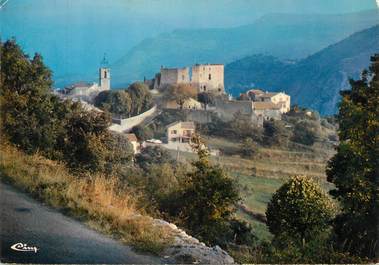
[266,176,335,245]
[197,92,215,109]
[291,120,319,146]
[94,90,132,118]
[105,132,134,174]
[163,84,197,109]
[128,82,153,115]
[135,145,174,171]
[0,39,64,156]
[62,103,112,172]
[131,125,153,142]
[240,138,257,158]
[162,135,240,245]
[326,54,379,259]
[263,120,287,146]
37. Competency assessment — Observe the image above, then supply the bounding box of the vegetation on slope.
[0,142,172,254]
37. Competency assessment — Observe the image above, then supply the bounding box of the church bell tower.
[99,54,110,91]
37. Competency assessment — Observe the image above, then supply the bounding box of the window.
[104,71,107,78]
[208,74,211,80]
[171,130,177,135]
[182,75,185,81]
[203,85,206,91]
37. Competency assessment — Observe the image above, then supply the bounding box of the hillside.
[225,25,379,115]
[111,9,379,85]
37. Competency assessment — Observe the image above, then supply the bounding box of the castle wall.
[160,67,190,87]
[191,64,224,94]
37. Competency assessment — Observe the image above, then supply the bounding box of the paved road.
[0,181,165,264]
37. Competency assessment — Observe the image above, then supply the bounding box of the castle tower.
[99,54,110,91]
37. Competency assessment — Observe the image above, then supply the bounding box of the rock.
[150,217,234,263]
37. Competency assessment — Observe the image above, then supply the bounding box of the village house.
[246,89,291,113]
[213,97,282,126]
[163,97,203,110]
[125,133,140,154]
[166,121,196,143]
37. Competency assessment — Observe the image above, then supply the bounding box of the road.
[0,181,165,264]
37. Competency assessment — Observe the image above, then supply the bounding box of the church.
[62,57,111,103]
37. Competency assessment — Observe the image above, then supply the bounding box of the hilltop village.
[58,63,291,154]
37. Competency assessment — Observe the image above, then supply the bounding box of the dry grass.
[0,142,172,254]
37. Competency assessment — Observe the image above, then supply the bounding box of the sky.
[0,0,377,86]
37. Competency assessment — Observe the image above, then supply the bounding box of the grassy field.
[167,136,335,242]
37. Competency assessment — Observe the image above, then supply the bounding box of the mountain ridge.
[225,25,379,115]
[112,9,379,85]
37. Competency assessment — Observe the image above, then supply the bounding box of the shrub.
[266,176,335,244]
[240,138,257,158]
[291,120,320,146]
[131,125,153,141]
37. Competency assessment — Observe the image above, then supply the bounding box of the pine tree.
[327,54,379,259]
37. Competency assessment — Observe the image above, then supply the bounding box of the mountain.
[112,9,379,85]
[225,25,379,115]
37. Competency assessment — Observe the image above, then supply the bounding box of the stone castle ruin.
[148,64,225,94]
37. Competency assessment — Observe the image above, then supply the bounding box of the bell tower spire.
[99,53,110,91]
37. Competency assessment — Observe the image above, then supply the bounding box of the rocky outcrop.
[153,219,234,264]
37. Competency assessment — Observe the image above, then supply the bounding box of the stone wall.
[109,105,157,133]
[160,67,190,87]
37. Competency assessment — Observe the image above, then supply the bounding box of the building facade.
[246,89,290,113]
[164,98,203,110]
[150,64,225,94]
[166,121,195,143]
[191,64,224,94]
[63,66,111,103]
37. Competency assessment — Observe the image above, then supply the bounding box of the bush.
[161,136,241,245]
[263,120,288,146]
[291,120,320,146]
[240,138,257,158]
[266,176,335,244]
[135,146,174,171]
[131,125,153,142]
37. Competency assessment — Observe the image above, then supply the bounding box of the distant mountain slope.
[225,25,379,115]
[112,9,379,85]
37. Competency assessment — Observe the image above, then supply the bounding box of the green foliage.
[263,231,366,264]
[131,125,153,141]
[127,82,153,115]
[0,39,134,174]
[94,90,132,118]
[197,92,215,109]
[0,39,64,156]
[266,176,335,244]
[62,104,112,172]
[161,84,197,109]
[135,146,174,171]
[327,54,379,259]
[161,135,242,245]
[291,120,320,146]
[94,83,152,117]
[240,138,257,158]
[263,120,287,146]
